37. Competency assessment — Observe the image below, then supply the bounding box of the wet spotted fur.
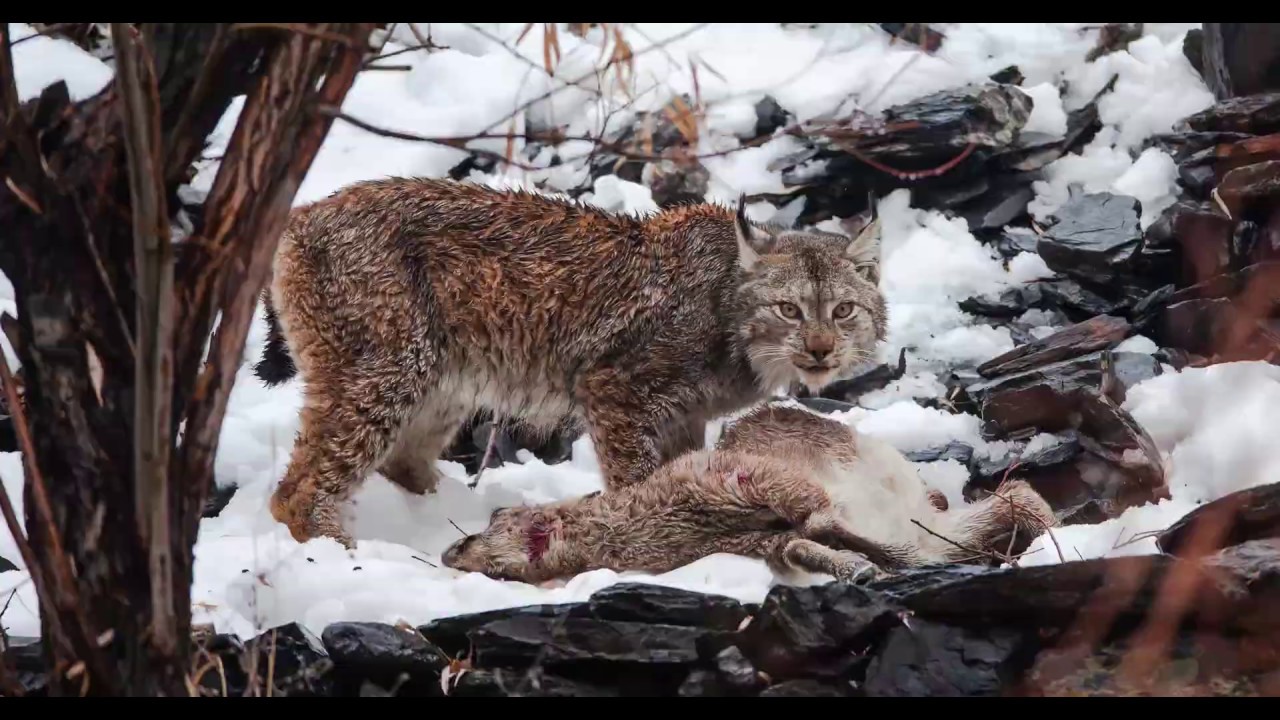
[256,178,887,547]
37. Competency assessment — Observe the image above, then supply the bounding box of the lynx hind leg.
[781,538,886,584]
[271,371,431,548]
[377,400,467,495]
[942,479,1059,562]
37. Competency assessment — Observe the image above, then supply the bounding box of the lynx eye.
[777,302,802,320]
[832,302,855,319]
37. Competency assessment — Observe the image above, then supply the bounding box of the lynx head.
[441,505,553,583]
[732,196,887,394]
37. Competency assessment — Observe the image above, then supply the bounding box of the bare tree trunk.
[0,21,374,696]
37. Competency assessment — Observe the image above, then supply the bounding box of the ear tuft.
[844,216,882,284]
[735,193,762,272]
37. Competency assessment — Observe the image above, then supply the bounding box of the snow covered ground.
[3,22,1275,642]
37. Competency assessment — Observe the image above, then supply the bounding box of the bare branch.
[111,20,179,659]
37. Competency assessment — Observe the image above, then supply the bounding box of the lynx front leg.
[802,511,916,570]
[271,369,430,548]
[579,365,698,490]
[781,538,885,584]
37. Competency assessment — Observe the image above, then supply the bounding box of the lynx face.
[733,202,887,395]
[441,506,543,582]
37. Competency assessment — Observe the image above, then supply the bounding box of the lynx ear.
[735,194,770,272]
[844,216,882,285]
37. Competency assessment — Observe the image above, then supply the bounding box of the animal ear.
[735,194,773,272]
[844,215,882,285]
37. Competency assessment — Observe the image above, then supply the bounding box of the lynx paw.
[833,553,887,585]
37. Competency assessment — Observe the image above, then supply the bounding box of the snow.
[4,22,1276,644]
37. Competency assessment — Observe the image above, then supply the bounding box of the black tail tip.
[254,341,297,387]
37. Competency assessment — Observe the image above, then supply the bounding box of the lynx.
[441,404,1058,584]
[255,178,887,547]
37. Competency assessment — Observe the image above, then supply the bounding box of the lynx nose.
[805,333,835,362]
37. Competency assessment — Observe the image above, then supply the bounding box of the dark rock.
[1148,130,1256,163]
[1196,24,1280,101]
[469,615,708,669]
[714,645,766,693]
[1129,283,1176,323]
[970,432,1082,486]
[1038,193,1143,285]
[977,314,1132,379]
[863,619,1020,696]
[252,623,333,697]
[992,132,1066,172]
[882,555,1247,632]
[1217,160,1280,220]
[1183,28,1204,77]
[965,350,1161,436]
[758,679,852,697]
[1167,199,1233,282]
[1060,74,1117,156]
[1085,23,1144,63]
[1022,630,1276,696]
[966,426,1159,523]
[1036,278,1123,320]
[960,285,1040,319]
[906,441,975,465]
[452,667,621,697]
[753,95,790,139]
[1074,387,1167,505]
[992,228,1041,258]
[878,23,945,53]
[989,65,1023,85]
[958,180,1036,231]
[1,635,44,696]
[585,583,748,631]
[1158,482,1280,557]
[1179,160,1219,197]
[1201,539,1280,636]
[202,482,237,519]
[321,622,448,695]
[418,603,580,659]
[1202,538,1280,594]
[590,94,697,186]
[863,84,1031,159]
[677,669,727,697]
[1167,260,1280,304]
[0,552,16,573]
[738,582,897,680]
[1159,297,1232,356]
[791,396,856,414]
[801,348,907,403]
[915,173,991,209]
[192,623,332,697]
[1185,92,1280,135]
[782,85,1030,224]
[644,159,711,207]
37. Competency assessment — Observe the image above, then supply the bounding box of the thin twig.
[988,488,1066,563]
[910,519,1001,563]
[448,519,468,538]
[471,421,501,488]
